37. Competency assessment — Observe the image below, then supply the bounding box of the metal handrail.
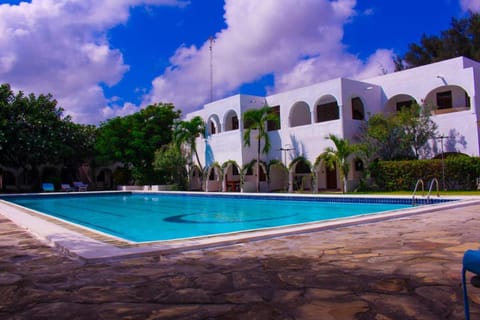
[426,178,440,203]
[412,179,424,206]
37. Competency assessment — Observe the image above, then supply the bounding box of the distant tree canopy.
[395,12,480,70]
[95,103,181,184]
[0,83,96,176]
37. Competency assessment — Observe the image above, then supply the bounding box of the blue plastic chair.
[463,250,480,319]
[41,182,55,192]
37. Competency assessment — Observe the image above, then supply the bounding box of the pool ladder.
[412,178,440,206]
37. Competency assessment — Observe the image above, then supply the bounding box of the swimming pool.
[1,192,452,243]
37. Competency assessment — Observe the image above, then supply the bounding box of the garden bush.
[369,156,480,191]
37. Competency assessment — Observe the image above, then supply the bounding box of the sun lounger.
[73,181,88,191]
[61,184,74,192]
[41,183,55,192]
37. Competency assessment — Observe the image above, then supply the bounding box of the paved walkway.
[1,203,480,319]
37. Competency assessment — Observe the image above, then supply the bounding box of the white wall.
[186,56,480,190]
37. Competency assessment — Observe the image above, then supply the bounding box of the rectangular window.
[437,91,452,109]
[267,105,281,131]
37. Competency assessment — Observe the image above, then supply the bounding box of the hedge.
[369,157,480,191]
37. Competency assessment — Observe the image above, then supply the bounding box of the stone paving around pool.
[1,202,480,319]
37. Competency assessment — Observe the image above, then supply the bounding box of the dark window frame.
[396,100,414,112]
[267,105,281,132]
[351,97,365,120]
[437,91,452,109]
[231,115,239,130]
[316,101,339,123]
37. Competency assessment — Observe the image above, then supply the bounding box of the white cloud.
[353,49,396,79]
[102,101,139,120]
[0,0,187,124]
[461,0,480,12]
[145,0,394,114]
[0,0,398,124]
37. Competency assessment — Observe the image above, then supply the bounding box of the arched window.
[315,95,339,122]
[224,110,239,131]
[210,120,216,135]
[207,115,220,135]
[384,94,417,113]
[232,165,239,176]
[424,85,470,114]
[289,101,311,127]
[295,161,310,174]
[209,169,216,180]
[351,97,365,120]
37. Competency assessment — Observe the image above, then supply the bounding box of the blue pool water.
[2,192,442,242]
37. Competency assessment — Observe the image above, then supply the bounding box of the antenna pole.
[209,36,214,102]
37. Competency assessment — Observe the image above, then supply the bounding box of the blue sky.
[0,0,479,124]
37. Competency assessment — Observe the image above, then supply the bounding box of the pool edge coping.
[1,192,479,262]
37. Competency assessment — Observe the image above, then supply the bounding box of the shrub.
[370,157,480,191]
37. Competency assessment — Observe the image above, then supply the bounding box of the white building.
[185,56,480,193]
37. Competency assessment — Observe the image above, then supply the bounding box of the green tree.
[358,113,401,161]
[57,121,97,183]
[242,105,279,192]
[395,12,480,70]
[173,116,205,169]
[359,103,437,161]
[316,134,359,193]
[0,84,95,190]
[153,143,188,189]
[395,104,437,159]
[95,103,181,184]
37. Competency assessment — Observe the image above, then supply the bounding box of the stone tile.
[1,203,480,318]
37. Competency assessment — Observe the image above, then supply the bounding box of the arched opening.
[224,110,239,131]
[424,85,470,115]
[207,114,221,135]
[315,95,339,123]
[289,101,311,127]
[385,94,417,114]
[292,158,311,191]
[315,160,338,191]
[269,162,287,192]
[189,166,203,191]
[351,97,365,120]
[223,162,241,192]
[205,165,221,192]
[243,161,267,192]
[349,158,364,189]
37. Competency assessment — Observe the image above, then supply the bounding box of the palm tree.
[242,105,279,192]
[316,134,359,193]
[173,116,205,170]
